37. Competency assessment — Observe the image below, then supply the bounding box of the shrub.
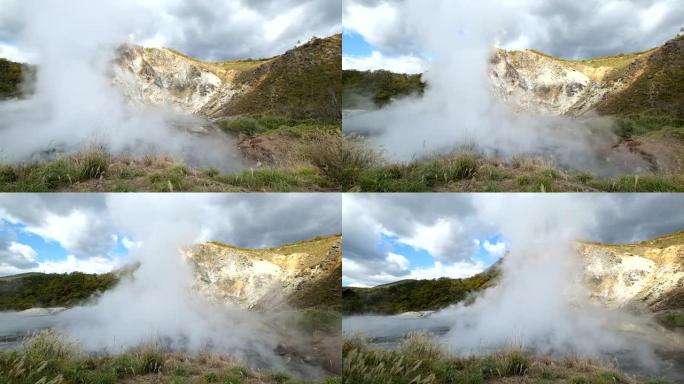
[77,149,110,180]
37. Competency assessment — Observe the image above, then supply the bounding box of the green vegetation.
[8,139,684,192]
[0,58,24,99]
[333,142,684,192]
[343,266,499,315]
[343,334,669,384]
[226,35,341,121]
[0,331,339,384]
[589,230,684,251]
[342,69,425,108]
[614,114,684,139]
[216,58,273,72]
[219,116,339,138]
[598,36,684,118]
[0,150,337,192]
[0,272,119,311]
[528,47,653,73]
[0,116,346,192]
[291,310,341,336]
[164,47,273,72]
[657,311,684,329]
[209,234,340,257]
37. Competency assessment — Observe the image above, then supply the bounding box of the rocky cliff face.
[183,235,341,310]
[111,34,342,121]
[576,233,684,313]
[112,45,250,118]
[489,48,650,116]
[489,35,684,117]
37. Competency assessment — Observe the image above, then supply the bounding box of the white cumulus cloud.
[343,51,429,74]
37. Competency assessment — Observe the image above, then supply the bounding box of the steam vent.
[0,1,683,384]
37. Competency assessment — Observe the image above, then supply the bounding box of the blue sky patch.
[472,233,507,268]
[1,219,130,263]
[343,31,374,56]
[380,233,434,268]
[378,231,506,271]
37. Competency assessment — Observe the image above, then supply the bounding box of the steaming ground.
[341,194,684,381]
[0,306,329,379]
[344,100,654,178]
[0,0,252,174]
[0,96,251,174]
[0,194,343,379]
[343,310,684,381]
[342,0,662,178]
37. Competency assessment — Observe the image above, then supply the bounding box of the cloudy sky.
[343,194,684,287]
[0,194,340,276]
[0,0,340,63]
[343,0,684,73]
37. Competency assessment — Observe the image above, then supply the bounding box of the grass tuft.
[0,332,337,384]
[343,335,665,384]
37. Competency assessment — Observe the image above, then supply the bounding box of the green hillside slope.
[342,264,500,315]
[223,34,342,121]
[597,36,684,118]
[342,69,424,108]
[0,58,24,99]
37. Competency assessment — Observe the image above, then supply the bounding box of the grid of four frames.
[0,1,683,383]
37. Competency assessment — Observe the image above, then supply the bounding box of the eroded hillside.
[342,35,684,119]
[0,235,342,312]
[490,47,654,116]
[343,231,684,327]
[491,35,684,118]
[185,235,342,310]
[114,34,342,121]
[578,231,684,320]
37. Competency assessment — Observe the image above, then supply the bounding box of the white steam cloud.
[343,0,650,176]
[442,196,654,359]
[57,195,271,355]
[0,194,338,378]
[0,0,246,171]
[343,194,681,377]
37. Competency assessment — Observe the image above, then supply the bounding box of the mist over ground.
[342,194,684,379]
[0,193,342,377]
[0,0,339,172]
[342,0,680,176]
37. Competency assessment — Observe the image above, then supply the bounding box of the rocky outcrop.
[184,235,341,310]
[576,234,684,313]
[111,34,342,121]
[489,35,684,118]
[112,45,248,117]
[489,48,649,116]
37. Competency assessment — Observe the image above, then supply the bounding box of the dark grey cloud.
[519,0,684,58]
[162,0,341,60]
[0,0,341,62]
[0,194,106,226]
[0,194,341,258]
[589,194,684,244]
[208,193,341,248]
[343,194,684,287]
[343,194,487,264]
[0,220,38,270]
[0,194,114,258]
[344,0,684,59]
